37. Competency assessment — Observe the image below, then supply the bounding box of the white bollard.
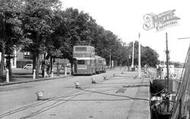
[33,69,36,79]
[6,68,9,83]
[75,81,80,89]
[64,66,67,76]
[92,77,96,84]
[35,91,44,100]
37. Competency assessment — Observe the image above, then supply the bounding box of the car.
[23,64,33,70]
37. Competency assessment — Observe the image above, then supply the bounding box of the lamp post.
[165,32,169,93]
[128,55,131,71]
[165,32,170,112]
[109,49,111,68]
[138,33,141,78]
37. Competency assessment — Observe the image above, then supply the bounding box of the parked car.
[23,64,33,70]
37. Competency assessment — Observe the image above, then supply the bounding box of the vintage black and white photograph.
[0,0,189,119]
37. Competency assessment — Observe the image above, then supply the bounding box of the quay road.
[0,67,151,119]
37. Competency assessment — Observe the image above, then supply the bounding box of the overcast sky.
[61,0,190,63]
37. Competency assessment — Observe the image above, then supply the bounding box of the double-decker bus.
[73,45,106,75]
[95,56,106,73]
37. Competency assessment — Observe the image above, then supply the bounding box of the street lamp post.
[138,33,141,78]
[128,55,131,71]
[165,32,170,112]
[166,32,169,92]
[109,49,111,68]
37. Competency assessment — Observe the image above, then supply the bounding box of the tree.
[141,46,159,67]
[51,8,128,68]
[50,8,97,74]
[21,0,61,78]
[127,41,159,67]
[0,0,24,81]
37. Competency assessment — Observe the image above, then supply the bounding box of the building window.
[24,52,30,55]
[23,52,31,59]
[77,60,85,65]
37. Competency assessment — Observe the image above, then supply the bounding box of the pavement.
[0,68,118,86]
[0,75,69,86]
[0,68,71,86]
[0,67,120,86]
[0,67,151,119]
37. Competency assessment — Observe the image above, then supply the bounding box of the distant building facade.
[0,49,33,68]
[0,48,70,69]
[16,50,33,68]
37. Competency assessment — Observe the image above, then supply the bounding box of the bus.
[73,45,106,75]
[95,56,106,73]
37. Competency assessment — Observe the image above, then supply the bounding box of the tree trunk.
[36,53,40,79]
[6,55,12,81]
[71,61,73,75]
[1,16,6,82]
[33,52,36,71]
[50,56,53,74]
[33,52,40,79]
[35,32,40,79]
[57,60,60,76]
[33,52,36,77]
[32,32,41,79]
[70,58,75,75]
[0,42,5,82]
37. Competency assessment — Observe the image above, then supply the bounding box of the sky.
[60,0,190,63]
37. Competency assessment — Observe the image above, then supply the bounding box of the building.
[16,50,33,68]
[0,49,32,68]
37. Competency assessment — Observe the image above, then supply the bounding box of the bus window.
[77,60,85,65]
[75,47,87,52]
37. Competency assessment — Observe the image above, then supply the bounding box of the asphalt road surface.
[0,67,150,119]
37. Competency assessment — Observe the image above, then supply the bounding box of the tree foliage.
[0,0,24,81]
[127,41,159,67]
[0,0,160,80]
[21,0,61,78]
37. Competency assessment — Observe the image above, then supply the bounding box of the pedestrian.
[41,61,45,77]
